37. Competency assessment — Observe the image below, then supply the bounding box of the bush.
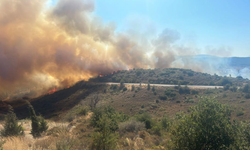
[90,106,119,132]
[179,86,190,94]
[151,124,162,136]
[245,94,250,99]
[152,86,155,92]
[159,95,167,101]
[123,87,127,92]
[27,101,48,138]
[91,115,118,150]
[230,86,237,92]
[131,85,135,91]
[161,116,171,130]
[243,84,250,93]
[171,99,235,149]
[224,84,230,91]
[191,90,199,95]
[237,110,244,116]
[1,105,24,137]
[119,120,145,133]
[110,85,118,90]
[147,83,150,91]
[136,113,155,129]
[0,140,5,150]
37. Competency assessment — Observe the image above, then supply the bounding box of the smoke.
[0,0,237,100]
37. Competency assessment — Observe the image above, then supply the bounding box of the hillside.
[90,68,249,86]
[1,68,250,149]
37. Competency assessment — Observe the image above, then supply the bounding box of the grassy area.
[1,68,250,149]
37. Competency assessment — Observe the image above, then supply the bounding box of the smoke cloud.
[0,0,237,100]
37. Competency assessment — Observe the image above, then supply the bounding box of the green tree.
[90,106,119,132]
[91,115,118,150]
[27,101,48,137]
[147,83,150,91]
[131,85,135,91]
[171,99,235,150]
[0,140,5,150]
[1,105,24,137]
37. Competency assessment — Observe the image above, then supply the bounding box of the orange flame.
[47,87,58,94]
[99,75,104,77]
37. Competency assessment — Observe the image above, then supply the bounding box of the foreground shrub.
[171,99,235,150]
[119,120,145,133]
[136,113,155,129]
[90,106,119,132]
[1,105,24,137]
[0,140,5,150]
[27,101,48,138]
[91,115,118,150]
[161,116,171,130]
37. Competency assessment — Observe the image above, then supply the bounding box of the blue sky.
[94,0,250,57]
[49,0,250,57]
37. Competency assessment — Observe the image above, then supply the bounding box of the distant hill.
[175,55,250,79]
[90,68,249,86]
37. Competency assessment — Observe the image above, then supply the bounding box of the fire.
[99,75,104,77]
[47,87,58,94]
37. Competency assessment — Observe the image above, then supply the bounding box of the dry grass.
[2,137,32,150]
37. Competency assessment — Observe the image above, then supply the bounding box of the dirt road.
[104,82,223,89]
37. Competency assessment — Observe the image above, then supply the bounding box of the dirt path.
[104,82,224,89]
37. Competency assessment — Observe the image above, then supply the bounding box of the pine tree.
[147,83,150,90]
[1,105,24,137]
[26,101,48,138]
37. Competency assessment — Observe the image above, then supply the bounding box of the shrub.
[220,78,232,86]
[119,81,125,90]
[0,140,4,150]
[152,86,155,92]
[151,124,162,136]
[237,111,244,117]
[110,85,118,90]
[119,120,145,133]
[230,86,237,92]
[159,95,167,101]
[131,85,135,91]
[1,105,24,137]
[179,86,190,94]
[136,113,155,129]
[224,84,230,91]
[90,106,119,132]
[245,94,250,99]
[123,87,127,92]
[161,116,171,130]
[147,83,150,91]
[191,90,199,95]
[171,99,235,149]
[243,84,250,93]
[91,115,118,150]
[27,101,48,138]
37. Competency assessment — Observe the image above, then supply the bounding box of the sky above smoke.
[0,0,249,99]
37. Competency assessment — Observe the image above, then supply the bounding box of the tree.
[147,83,151,91]
[90,106,119,132]
[243,84,250,93]
[171,99,235,150]
[27,101,48,138]
[91,115,118,150]
[1,105,24,137]
[131,85,135,91]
